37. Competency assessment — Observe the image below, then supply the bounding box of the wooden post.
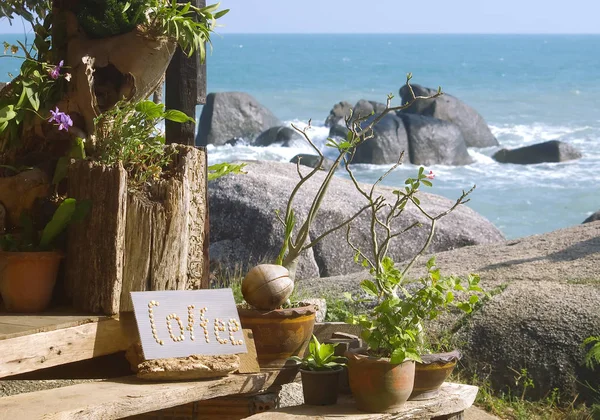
[165,0,207,146]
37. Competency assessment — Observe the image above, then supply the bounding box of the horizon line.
[216,32,600,35]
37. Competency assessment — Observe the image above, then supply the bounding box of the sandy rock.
[0,169,50,227]
[493,140,582,164]
[136,354,240,381]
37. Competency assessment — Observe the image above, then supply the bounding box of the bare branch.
[302,204,370,251]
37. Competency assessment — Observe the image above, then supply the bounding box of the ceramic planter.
[300,367,342,405]
[237,304,316,368]
[346,348,416,413]
[410,350,461,400]
[0,251,62,312]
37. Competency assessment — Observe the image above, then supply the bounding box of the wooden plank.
[0,313,102,341]
[0,372,280,420]
[246,383,478,420]
[165,0,205,145]
[0,314,136,378]
[65,161,127,315]
[237,329,260,374]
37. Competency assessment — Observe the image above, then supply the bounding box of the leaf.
[469,295,479,305]
[135,100,164,119]
[0,105,16,123]
[39,199,77,249]
[390,348,406,364]
[360,279,379,297]
[422,180,433,187]
[52,156,69,186]
[164,109,195,123]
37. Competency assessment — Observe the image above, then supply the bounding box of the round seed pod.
[242,264,294,310]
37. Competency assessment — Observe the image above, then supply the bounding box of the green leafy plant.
[289,335,347,371]
[77,0,148,39]
[0,198,90,252]
[583,336,600,370]
[0,0,50,24]
[95,100,193,186]
[274,74,442,280]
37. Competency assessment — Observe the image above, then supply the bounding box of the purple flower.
[49,60,64,80]
[48,107,73,132]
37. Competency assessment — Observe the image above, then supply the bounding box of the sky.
[1,0,599,34]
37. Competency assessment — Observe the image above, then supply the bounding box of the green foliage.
[0,198,90,252]
[77,0,148,39]
[208,162,247,181]
[95,100,194,186]
[149,1,229,58]
[583,336,600,370]
[0,0,50,24]
[289,335,347,371]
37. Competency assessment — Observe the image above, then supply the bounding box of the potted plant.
[289,335,347,406]
[0,198,89,312]
[337,124,484,411]
[237,75,442,369]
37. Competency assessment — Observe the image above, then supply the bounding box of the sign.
[131,289,247,360]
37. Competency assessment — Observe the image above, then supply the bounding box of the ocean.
[2,33,599,239]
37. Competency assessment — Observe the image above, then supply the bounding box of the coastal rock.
[353,99,387,119]
[209,161,504,279]
[254,126,303,147]
[351,114,409,165]
[492,140,582,164]
[324,101,352,127]
[583,210,600,224]
[297,223,600,401]
[0,82,7,92]
[399,84,498,148]
[197,92,280,146]
[290,154,335,171]
[399,113,474,166]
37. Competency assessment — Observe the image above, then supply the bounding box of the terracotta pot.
[410,350,461,401]
[300,367,342,405]
[346,348,415,413]
[0,252,62,313]
[237,304,316,368]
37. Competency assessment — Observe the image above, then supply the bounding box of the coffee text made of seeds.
[131,290,247,360]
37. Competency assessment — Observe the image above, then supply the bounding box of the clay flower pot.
[0,251,62,312]
[346,348,416,413]
[237,304,316,368]
[300,367,343,406]
[409,350,461,401]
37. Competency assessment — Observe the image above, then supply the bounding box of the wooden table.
[245,383,478,420]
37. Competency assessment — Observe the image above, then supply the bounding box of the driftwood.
[65,145,208,315]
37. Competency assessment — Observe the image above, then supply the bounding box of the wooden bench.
[245,382,478,420]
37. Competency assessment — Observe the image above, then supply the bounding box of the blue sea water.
[2,33,599,239]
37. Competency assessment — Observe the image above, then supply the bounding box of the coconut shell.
[242,264,294,310]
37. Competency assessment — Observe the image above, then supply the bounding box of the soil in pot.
[0,252,62,312]
[346,348,415,413]
[410,350,461,401]
[237,303,316,369]
[301,367,342,405]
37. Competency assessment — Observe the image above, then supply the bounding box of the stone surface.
[351,113,410,165]
[302,298,327,322]
[400,84,498,148]
[352,99,387,119]
[583,210,600,224]
[0,168,50,227]
[290,154,335,171]
[254,126,304,147]
[209,160,504,280]
[136,354,240,381]
[324,101,353,127]
[197,92,280,146]
[492,140,582,164]
[399,113,474,166]
[299,223,600,401]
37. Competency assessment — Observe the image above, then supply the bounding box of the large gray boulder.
[351,114,409,165]
[493,140,582,164]
[400,84,498,148]
[254,126,303,147]
[298,223,600,401]
[290,154,335,171]
[197,92,280,146]
[209,161,505,280]
[583,210,600,224]
[324,101,352,127]
[399,114,474,166]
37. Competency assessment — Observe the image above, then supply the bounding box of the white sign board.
[131,289,247,360]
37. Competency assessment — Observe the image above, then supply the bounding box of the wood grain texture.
[245,383,478,420]
[0,312,102,341]
[0,315,136,378]
[237,329,260,374]
[0,372,280,420]
[65,161,127,315]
